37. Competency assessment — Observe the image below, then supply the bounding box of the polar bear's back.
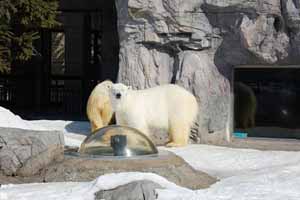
[163,85,198,126]
[133,84,198,125]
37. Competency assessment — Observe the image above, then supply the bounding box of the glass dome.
[78,125,158,157]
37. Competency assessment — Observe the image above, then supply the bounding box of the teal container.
[233,132,248,139]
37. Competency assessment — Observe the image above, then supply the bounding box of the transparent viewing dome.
[79,125,158,157]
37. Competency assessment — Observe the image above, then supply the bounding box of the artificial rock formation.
[115,0,300,144]
[0,128,64,177]
[95,180,162,200]
[44,150,216,190]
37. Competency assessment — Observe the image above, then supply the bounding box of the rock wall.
[115,0,300,144]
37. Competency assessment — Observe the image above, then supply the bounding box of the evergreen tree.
[0,0,59,72]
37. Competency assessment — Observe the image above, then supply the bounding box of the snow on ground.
[0,172,189,200]
[162,144,300,178]
[0,106,90,146]
[1,106,300,199]
[158,145,300,199]
[0,107,44,131]
[1,145,300,200]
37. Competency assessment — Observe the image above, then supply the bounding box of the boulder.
[0,127,64,177]
[95,180,162,200]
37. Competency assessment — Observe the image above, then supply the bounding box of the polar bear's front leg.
[115,112,129,126]
[129,121,150,137]
[116,112,150,136]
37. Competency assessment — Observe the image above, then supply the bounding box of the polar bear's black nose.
[116,93,121,99]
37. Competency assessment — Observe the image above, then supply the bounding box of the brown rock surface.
[43,150,217,190]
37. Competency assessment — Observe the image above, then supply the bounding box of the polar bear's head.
[109,83,132,111]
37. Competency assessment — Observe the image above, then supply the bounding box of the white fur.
[109,83,199,147]
[86,80,114,132]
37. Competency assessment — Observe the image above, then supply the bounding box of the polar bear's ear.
[128,86,132,90]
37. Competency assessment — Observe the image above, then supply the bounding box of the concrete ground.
[223,137,300,151]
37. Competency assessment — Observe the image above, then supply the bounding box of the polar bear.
[234,82,257,129]
[86,80,115,133]
[109,83,199,147]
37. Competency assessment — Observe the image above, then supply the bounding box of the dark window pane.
[234,67,300,139]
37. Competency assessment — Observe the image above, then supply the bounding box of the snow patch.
[0,107,44,130]
[161,144,300,178]
[0,106,89,147]
[0,172,190,200]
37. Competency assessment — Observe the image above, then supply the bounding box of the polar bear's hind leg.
[166,122,189,147]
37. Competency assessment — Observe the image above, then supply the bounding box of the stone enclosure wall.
[115,0,300,144]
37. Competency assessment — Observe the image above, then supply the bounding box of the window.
[234,66,300,139]
[51,32,65,75]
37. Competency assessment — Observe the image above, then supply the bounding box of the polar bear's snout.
[116,93,122,99]
[110,83,131,101]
